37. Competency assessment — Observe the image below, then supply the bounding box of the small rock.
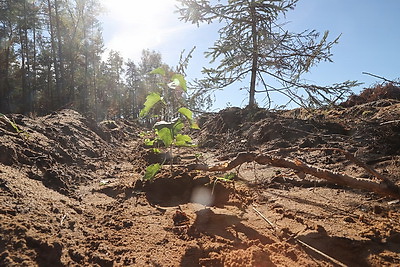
[344,216,355,223]
[373,205,383,214]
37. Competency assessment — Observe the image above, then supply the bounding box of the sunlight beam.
[100,0,186,60]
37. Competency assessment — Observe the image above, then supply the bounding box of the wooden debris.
[296,239,347,267]
[187,151,400,199]
[252,205,276,230]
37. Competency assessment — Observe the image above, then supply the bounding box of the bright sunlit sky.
[100,0,400,110]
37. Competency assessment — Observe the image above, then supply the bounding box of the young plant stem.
[211,179,218,196]
[170,145,173,170]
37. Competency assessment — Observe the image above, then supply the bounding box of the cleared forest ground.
[1,98,400,266]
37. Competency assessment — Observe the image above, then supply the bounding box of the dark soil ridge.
[198,99,400,158]
[341,82,400,107]
[0,110,140,195]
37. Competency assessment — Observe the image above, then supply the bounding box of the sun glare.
[101,0,182,60]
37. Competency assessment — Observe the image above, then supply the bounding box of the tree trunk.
[0,23,7,112]
[19,25,28,113]
[249,0,258,108]
[21,0,32,114]
[47,0,61,110]
[1,1,13,113]
[82,8,89,113]
[0,44,12,113]
[54,0,64,105]
[32,20,37,114]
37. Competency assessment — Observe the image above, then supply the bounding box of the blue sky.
[100,0,400,110]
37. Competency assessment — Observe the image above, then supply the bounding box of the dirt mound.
[0,110,108,193]
[0,110,140,195]
[341,82,400,107]
[198,100,400,157]
[1,106,400,266]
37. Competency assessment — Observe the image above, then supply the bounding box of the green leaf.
[175,134,192,147]
[178,107,200,129]
[190,122,200,130]
[171,74,187,92]
[150,67,166,76]
[172,119,184,135]
[178,107,193,121]
[143,163,161,181]
[153,118,179,131]
[144,138,155,146]
[151,148,161,154]
[217,173,236,182]
[139,92,162,117]
[0,113,22,133]
[157,127,173,147]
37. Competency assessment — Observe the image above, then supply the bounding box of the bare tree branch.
[362,72,400,85]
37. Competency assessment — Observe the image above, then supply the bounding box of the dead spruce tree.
[176,0,360,108]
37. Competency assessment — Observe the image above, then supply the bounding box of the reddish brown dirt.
[1,101,400,266]
[341,83,400,108]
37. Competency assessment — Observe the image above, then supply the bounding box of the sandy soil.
[0,100,400,266]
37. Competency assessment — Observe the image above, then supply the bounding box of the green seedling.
[151,148,161,154]
[139,131,152,137]
[139,67,199,181]
[143,163,162,181]
[144,138,155,146]
[217,173,236,182]
[99,180,110,186]
[153,118,195,148]
[0,113,29,139]
[211,172,236,196]
[362,110,374,117]
[0,113,21,133]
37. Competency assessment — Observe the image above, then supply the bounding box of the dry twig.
[295,239,347,267]
[252,203,347,266]
[380,120,400,126]
[252,205,276,230]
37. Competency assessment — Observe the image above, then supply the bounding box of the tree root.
[187,150,400,199]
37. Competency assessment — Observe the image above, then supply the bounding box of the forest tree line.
[0,0,201,120]
[1,0,367,120]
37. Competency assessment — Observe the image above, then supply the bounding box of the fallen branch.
[380,120,400,126]
[252,205,276,230]
[252,204,347,266]
[187,152,400,199]
[301,148,390,184]
[296,239,347,267]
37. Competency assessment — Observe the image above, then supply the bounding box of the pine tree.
[176,0,360,108]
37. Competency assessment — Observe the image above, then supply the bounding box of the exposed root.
[187,150,400,199]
